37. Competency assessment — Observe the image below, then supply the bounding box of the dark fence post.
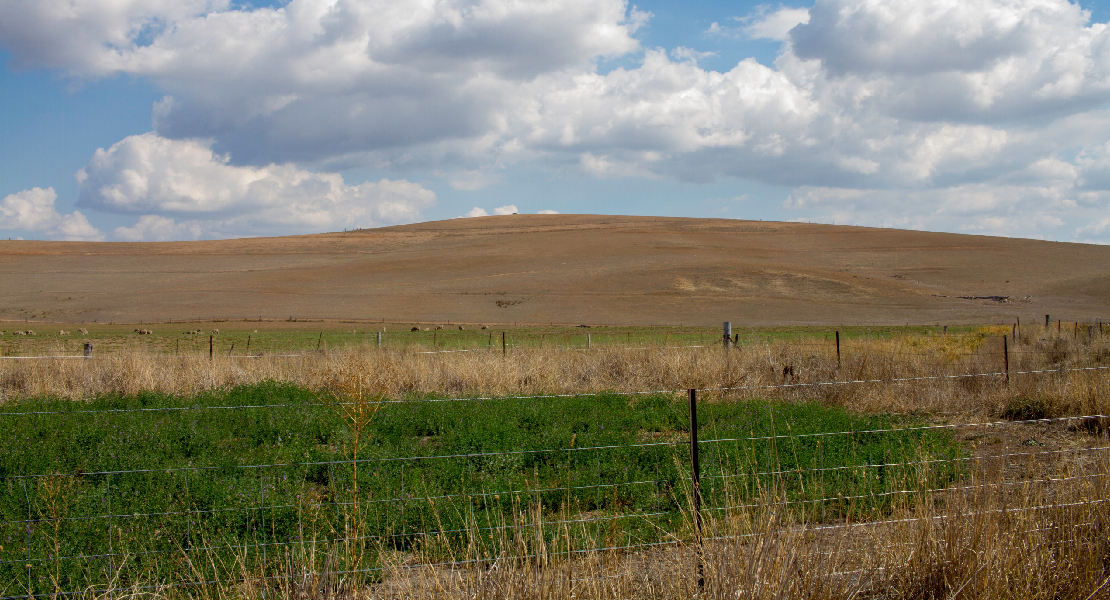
[1003,335,1009,384]
[209,335,214,360]
[1046,314,1050,328]
[723,322,732,349]
[83,342,93,358]
[502,331,507,355]
[688,388,704,592]
[835,331,841,367]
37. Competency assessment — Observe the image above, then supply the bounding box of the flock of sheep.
[2,327,89,336]
[0,327,224,337]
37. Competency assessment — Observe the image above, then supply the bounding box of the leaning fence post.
[1003,335,1009,384]
[688,388,704,592]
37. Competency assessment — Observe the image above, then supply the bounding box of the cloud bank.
[75,133,435,240]
[2,0,1110,241]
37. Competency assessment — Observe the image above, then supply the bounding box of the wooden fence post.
[1046,314,1050,328]
[502,331,506,355]
[84,342,93,358]
[835,331,841,367]
[723,322,732,349]
[209,335,214,360]
[688,388,704,592]
[587,333,591,350]
[377,331,382,349]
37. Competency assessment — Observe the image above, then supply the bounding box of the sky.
[3,0,1110,243]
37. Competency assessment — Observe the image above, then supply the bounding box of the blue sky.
[2,0,1110,242]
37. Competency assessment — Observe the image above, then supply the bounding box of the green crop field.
[0,321,979,358]
[0,382,960,595]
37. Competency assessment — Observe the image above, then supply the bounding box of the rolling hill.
[2,215,1107,326]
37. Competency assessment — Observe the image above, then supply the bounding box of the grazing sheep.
[212,329,219,334]
[458,325,464,330]
[411,326,420,332]
[78,328,88,335]
[13,331,24,336]
[59,330,69,336]
[25,330,35,336]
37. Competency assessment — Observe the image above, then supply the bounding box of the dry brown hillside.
[1,214,1107,326]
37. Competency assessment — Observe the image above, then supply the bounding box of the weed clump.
[1001,396,1052,421]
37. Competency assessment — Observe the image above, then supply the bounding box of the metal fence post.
[1003,335,1009,384]
[688,388,704,592]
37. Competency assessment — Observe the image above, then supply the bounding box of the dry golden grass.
[2,325,1107,420]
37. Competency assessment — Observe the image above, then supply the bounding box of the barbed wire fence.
[0,352,1108,599]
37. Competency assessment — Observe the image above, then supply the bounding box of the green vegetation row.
[0,323,985,357]
[0,383,960,596]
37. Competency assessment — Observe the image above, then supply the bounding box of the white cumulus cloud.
[0,187,104,241]
[76,133,436,239]
[6,0,1110,241]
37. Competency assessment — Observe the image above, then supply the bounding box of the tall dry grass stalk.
[2,325,1107,419]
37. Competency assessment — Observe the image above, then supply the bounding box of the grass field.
[0,320,987,358]
[0,381,959,596]
[1,323,1109,599]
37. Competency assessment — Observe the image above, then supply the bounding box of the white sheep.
[59,330,69,336]
[212,328,219,334]
[78,328,88,335]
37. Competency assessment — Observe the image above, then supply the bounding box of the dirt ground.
[2,214,1108,326]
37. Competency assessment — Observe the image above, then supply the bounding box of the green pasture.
[0,382,960,594]
[0,321,985,357]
